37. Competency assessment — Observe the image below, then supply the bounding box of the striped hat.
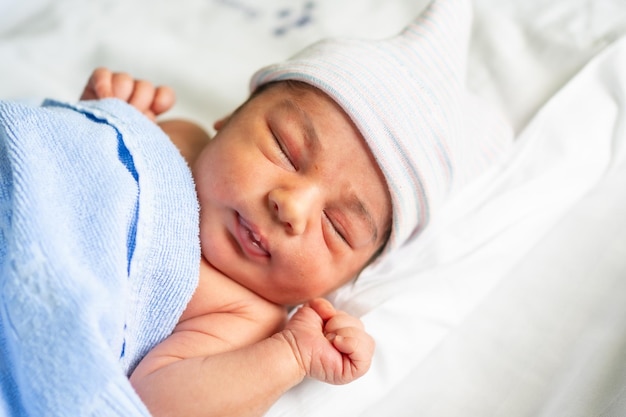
[250,0,511,254]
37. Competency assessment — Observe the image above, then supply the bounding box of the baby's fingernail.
[326,333,336,342]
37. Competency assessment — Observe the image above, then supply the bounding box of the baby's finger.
[334,332,374,359]
[325,325,363,345]
[81,67,113,100]
[328,333,358,355]
[128,79,156,114]
[111,72,134,102]
[324,312,365,335]
[307,298,336,322]
[151,86,176,116]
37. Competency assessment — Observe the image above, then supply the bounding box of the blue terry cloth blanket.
[0,98,200,416]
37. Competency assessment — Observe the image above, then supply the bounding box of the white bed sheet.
[361,35,626,417]
[2,0,626,416]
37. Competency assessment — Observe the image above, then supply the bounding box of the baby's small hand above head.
[80,67,175,121]
[278,298,375,385]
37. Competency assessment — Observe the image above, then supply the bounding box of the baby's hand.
[80,67,175,121]
[280,298,375,385]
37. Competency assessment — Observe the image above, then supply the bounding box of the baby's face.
[192,82,391,306]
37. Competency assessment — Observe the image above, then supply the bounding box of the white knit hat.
[250,0,512,254]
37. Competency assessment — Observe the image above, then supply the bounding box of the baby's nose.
[268,184,321,235]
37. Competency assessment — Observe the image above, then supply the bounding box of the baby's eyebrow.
[277,99,320,153]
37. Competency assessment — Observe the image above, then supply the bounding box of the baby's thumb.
[307,298,336,321]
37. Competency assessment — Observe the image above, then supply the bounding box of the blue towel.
[0,98,200,416]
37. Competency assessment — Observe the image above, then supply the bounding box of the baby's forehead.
[251,79,319,96]
[249,80,339,112]
[252,81,365,138]
[254,82,376,158]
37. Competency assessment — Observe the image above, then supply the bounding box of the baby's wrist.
[271,331,307,382]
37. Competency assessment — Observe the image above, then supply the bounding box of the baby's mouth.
[247,228,263,249]
[237,214,270,257]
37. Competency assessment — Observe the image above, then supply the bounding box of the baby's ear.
[213,115,232,131]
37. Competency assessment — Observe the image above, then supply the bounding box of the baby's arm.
[131,298,374,417]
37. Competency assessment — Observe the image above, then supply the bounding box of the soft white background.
[2,1,626,416]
